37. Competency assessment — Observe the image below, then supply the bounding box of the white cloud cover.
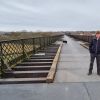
[0,0,100,31]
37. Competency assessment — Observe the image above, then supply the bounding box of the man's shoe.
[88,72,92,75]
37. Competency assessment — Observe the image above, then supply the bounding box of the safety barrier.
[67,34,93,42]
[0,35,62,76]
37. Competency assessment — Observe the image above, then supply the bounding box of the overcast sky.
[0,0,100,31]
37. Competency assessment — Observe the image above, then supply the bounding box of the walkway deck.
[55,35,100,82]
[0,35,100,100]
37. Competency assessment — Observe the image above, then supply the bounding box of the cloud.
[0,0,100,31]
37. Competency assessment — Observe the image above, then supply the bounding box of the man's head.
[96,31,100,39]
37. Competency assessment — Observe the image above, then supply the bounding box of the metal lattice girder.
[0,35,63,76]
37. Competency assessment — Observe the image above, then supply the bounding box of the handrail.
[0,35,63,77]
[67,34,93,43]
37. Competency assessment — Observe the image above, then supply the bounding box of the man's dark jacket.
[89,37,100,54]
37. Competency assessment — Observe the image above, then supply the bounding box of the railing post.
[0,42,4,77]
[46,37,48,46]
[33,38,35,53]
[43,37,45,48]
[45,37,47,47]
[47,37,49,46]
[50,37,52,44]
[21,39,26,59]
[39,37,42,49]
[51,37,52,44]
[48,37,50,45]
[41,37,43,49]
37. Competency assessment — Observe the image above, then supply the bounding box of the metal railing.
[0,35,62,76]
[67,34,93,43]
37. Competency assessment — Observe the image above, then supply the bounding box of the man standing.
[88,31,100,75]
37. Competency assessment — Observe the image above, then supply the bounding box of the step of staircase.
[43,47,58,50]
[30,56,54,59]
[46,46,58,48]
[23,59,53,62]
[31,54,55,57]
[4,70,49,78]
[45,53,56,56]
[0,78,46,84]
[42,49,58,52]
[12,66,51,71]
[17,62,52,66]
